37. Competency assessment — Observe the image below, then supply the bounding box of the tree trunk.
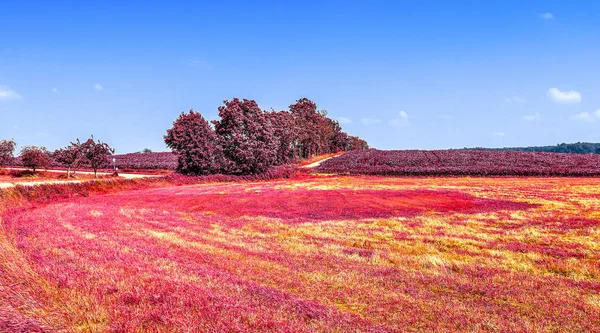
[67,166,71,178]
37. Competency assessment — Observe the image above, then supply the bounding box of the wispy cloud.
[0,85,22,101]
[522,113,540,121]
[52,87,59,94]
[539,13,554,20]
[338,117,352,124]
[572,110,600,122]
[493,131,506,137]
[389,110,410,127]
[93,84,104,91]
[547,88,581,104]
[505,96,526,103]
[360,118,381,125]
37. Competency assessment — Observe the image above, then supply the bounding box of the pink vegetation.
[1,175,599,331]
[317,149,600,176]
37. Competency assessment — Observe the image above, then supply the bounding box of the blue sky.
[1,1,599,153]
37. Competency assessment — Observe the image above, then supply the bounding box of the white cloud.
[539,13,554,20]
[493,131,506,137]
[505,96,526,103]
[389,111,410,127]
[338,117,352,124]
[93,84,104,91]
[522,113,541,121]
[360,118,381,125]
[52,87,59,94]
[0,86,22,101]
[547,88,581,104]
[572,110,600,122]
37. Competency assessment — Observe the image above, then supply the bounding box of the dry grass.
[1,175,599,332]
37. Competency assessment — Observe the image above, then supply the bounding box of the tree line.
[0,136,114,178]
[164,97,368,175]
[465,142,600,154]
[1,97,368,177]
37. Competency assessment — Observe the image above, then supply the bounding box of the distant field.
[112,152,177,170]
[1,175,598,331]
[317,149,600,176]
[9,152,178,171]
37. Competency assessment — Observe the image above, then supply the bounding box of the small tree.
[20,146,52,172]
[0,139,16,168]
[164,110,226,175]
[81,136,114,178]
[54,139,83,178]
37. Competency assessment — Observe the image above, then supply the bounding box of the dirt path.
[0,168,161,189]
[301,156,337,169]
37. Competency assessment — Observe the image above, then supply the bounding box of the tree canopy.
[165,97,368,176]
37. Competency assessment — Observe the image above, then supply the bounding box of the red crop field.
[9,152,178,171]
[1,175,599,332]
[112,152,178,170]
[317,149,600,176]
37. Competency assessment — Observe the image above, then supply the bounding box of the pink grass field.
[1,175,599,332]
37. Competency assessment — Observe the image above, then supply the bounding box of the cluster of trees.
[0,136,114,177]
[165,97,368,175]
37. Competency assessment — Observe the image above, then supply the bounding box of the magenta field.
[317,149,600,176]
[1,175,599,332]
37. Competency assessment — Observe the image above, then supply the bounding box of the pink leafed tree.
[81,136,114,178]
[20,146,52,172]
[213,98,277,175]
[164,110,226,175]
[0,139,16,168]
[266,110,298,165]
[53,139,83,178]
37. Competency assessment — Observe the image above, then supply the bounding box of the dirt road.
[0,168,161,189]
